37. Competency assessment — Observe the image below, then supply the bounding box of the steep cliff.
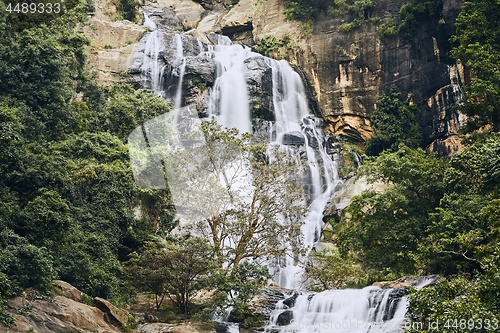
[251,0,465,153]
[87,0,465,152]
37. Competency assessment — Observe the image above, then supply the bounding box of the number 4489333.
[5,2,61,14]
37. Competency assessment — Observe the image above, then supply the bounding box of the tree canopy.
[336,135,500,327]
[452,0,500,131]
[0,2,171,325]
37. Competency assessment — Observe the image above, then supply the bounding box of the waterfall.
[267,59,341,289]
[173,33,186,111]
[132,15,411,333]
[140,14,164,95]
[265,287,408,333]
[205,36,253,133]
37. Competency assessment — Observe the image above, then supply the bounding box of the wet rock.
[282,291,299,308]
[282,131,305,146]
[184,57,216,86]
[245,57,275,121]
[275,310,293,326]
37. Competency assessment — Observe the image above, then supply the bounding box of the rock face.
[94,297,131,327]
[86,0,466,152]
[252,0,465,150]
[2,281,132,333]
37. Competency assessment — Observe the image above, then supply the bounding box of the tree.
[126,236,217,314]
[405,135,500,331]
[418,134,500,275]
[303,248,367,290]
[336,145,447,279]
[176,121,306,267]
[366,86,422,155]
[451,0,500,131]
[201,261,270,323]
[130,120,306,268]
[407,275,500,333]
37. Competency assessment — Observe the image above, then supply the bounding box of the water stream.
[140,14,165,96]
[133,13,412,333]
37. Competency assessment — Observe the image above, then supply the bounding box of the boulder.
[275,310,293,326]
[52,280,85,303]
[282,291,299,308]
[93,297,130,327]
[5,295,122,333]
[282,131,305,146]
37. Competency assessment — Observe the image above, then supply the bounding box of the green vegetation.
[0,2,171,325]
[398,0,442,38]
[335,135,500,326]
[117,0,140,22]
[379,18,398,37]
[255,36,291,57]
[283,0,324,21]
[451,0,500,131]
[283,0,375,23]
[304,248,367,290]
[199,261,270,323]
[366,86,422,156]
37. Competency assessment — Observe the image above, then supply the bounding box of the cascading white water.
[267,59,341,289]
[205,36,253,133]
[173,33,186,111]
[140,14,164,95]
[265,287,408,333]
[133,17,411,332]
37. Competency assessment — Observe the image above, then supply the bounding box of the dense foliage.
[366,86,422,155]
[451,0,500,131]
[336,136,500,328]
[0,2,171,325]
[398,0,442,37]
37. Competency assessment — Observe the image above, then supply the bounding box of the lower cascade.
[265,287,408,333]
[132,9,412,333]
